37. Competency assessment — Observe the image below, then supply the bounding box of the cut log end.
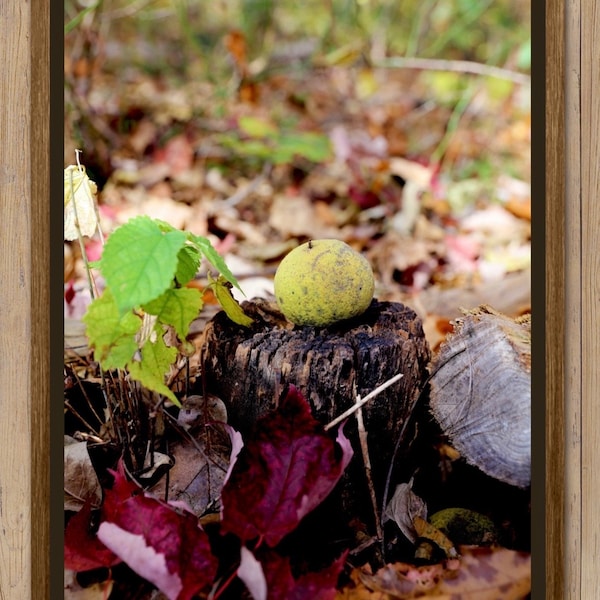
[428,305,531,488]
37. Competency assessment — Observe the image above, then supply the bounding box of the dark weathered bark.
[197,299,431,493]
[428,305,531,488]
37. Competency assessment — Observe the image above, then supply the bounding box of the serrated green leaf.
[128,333,179,406]
[142,287,203,339]
[100,216,187,314]
[103,339,140,370]
[175,244,201,286]
[211,275,253,327]
[192,235,242,292]
[154,219,177,233]
[82,289,142,369]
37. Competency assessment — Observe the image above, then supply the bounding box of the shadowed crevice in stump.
[197,299,431,500]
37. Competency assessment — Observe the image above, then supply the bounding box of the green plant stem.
[64,0,101,34]
[430,82,478,167]
[405,0,438,57]
[423,0,495,58]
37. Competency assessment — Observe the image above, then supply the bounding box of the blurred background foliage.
[65,0,530,81]
[64,0,531,193]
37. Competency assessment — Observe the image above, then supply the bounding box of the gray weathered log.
[428,305,531,488]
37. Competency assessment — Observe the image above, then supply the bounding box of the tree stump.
[428,305,531,488]
[197,299,431,499]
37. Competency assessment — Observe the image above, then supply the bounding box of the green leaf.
[142,287,203,339]
[271,147,296,165]
[217,132,272,159]
[236,139,273,159]
[175,244,201,286]
[128,333,180,406]
[276,133,332,162]
[516,38,531,71]
[191,235,243,292]
[211,275,253,327]
[154,219,177,233]
[238,116,278,138]
[100,216,187,314]
[83,290,142,369]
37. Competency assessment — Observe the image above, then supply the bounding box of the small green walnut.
[429,508,499,547]
[274,239,375,327]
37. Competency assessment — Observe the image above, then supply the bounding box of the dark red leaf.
[259,550,346,600]
[64,499,122,572]
[98,470,217,600]
[64,280,76,306]
[348,184,381,209]
[220,385,353,547]
[101,464,141,522]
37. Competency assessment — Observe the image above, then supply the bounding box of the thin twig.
[324,372,404,431]
[71,366,105,431]
[374,56,530,86]
[355,404,384,541]
[222,161,272,207]
[379,346,468,559]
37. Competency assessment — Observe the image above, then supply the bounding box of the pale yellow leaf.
[64,164,99,240]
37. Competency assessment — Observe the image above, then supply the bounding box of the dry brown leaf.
[383,478,427,543]
[435,546,531,599]
[355,547,530,599]
[64,437,103,511]
[268,193,340,239]
[146,421,230,516]
[64,569,113,600]
[504,197,531,221]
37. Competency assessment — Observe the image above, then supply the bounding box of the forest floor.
[64,2,532,598]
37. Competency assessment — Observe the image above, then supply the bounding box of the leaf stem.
[210,566,240,600]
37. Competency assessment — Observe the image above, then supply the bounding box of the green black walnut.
[274,239,375,327]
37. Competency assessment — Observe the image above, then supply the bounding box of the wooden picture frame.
[0,0,591,597]
[1,0,51,598]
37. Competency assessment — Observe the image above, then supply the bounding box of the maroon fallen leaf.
[259,549,346,600]
[220,385,353,547]
[101,462,141,522]
[64,499,122,572]
[98,469,217,600]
